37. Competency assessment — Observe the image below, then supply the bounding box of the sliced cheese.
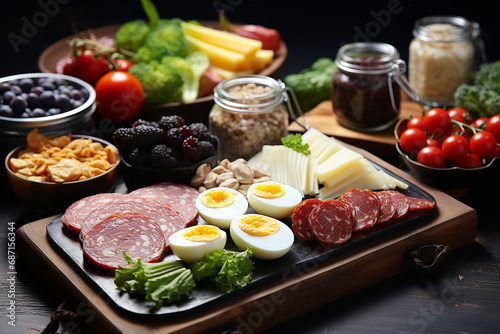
[318,164,376,200]
[314,147,364,181]
[322,159,371,188]
[182,22,262,56]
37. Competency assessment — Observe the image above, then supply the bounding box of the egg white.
[230,214,294,260]
[247,182,303,219]
[168,225,227,262]
[195,187,249,229]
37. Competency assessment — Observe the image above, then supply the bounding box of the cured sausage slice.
[61,193,125,233]
[407,196,436,211]
[377,190,409,218]
[375,191,397,223]
[82,212,166,270]
[308,199,353,244]
[129,182,199,226]
[79,195,186,250]
[292,198,322,241]
[338,188,380,231]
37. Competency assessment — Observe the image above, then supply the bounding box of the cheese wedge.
[314,147,364,181]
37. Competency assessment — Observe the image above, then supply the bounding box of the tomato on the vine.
[472,117,488,129]
[407,116,425,130]
[441,134,469,162]
[485,114,500,143]
[114,58,134,72]
[452,153,484,169]
[63,49,110,86]
[426,138,441,148]
[417,146,445,168]
[399,128,427,154]
[94,71,144,123]
[447,107,472,124]
[423,108,451,141]
[469,131,497,158]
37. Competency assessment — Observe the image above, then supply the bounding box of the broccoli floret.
[133,18,188,63]
[454,83,500,118]
[161,51,209,103]
[114,19,150,52]
[474,60,500,86]
[283,57,338,114]
[129,61,183,105]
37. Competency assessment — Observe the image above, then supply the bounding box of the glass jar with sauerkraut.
[209,75,305,161]
[409,16,485,107]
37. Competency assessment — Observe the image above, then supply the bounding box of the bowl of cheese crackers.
[5,128,120,211]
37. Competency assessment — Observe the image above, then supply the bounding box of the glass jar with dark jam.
[332,42,412,132]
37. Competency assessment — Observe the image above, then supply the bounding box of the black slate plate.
[46,159,436,319]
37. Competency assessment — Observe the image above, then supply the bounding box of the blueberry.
[0,105,14,117]
[26,93,40,109]
[32,108,45,117]
[0,83,10,94]
[72,100,83,109]
[55,94,71,111]
[10,85,22,95]
[10,96,28,114]
[70,89,83,100]
[31,86,45,95]
[41,81,55,91]
[40,91,55,108]
[19,78,34,93]
[46,107,61,115]
[3,91,15,104]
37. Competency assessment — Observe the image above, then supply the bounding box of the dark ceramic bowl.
[121,138,219,191]
[394,118,499,186]
[5,135,120,212]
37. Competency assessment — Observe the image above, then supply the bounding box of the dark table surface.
[1,1,500,333]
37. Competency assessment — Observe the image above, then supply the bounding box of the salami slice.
[308,199,353,244]
[79,195,186,250]
[82,212,165,270]
[378,190,409,218]
[129,182,199,226]
[338,188,380,231]
[375,191,397,223]
[292,198,322,241]
[407,197,436,211]
[61,193,125,233]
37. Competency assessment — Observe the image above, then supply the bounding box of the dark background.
[2,0,500,79]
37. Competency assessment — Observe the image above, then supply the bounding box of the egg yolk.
[201,189,235,208]
[183,225,221,242]
[238,214,280,236]
[251,183,285,199]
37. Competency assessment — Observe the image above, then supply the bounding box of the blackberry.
[188,122,209,138]
[112,127,135,151]
[127,147,149,167]
[132,119,159,128]
[132,124,165,148]
[199,140,215,158]
[165,125,191,149]
[158,115,186,131]
[149,144,177,168]
[182,136,202,162]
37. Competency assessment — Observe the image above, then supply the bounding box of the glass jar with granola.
[409,16,484,107]
[209,75,290,161]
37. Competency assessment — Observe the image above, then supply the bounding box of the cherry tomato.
[407,116,425,130]
[426,138,441,148]
[417,146,445,168]
[472,117,488,129]
[447,107,472,124]
[453,153,484,169]
[114,58,134,72]
[63,49,110,86]
[469,131,497,158]
[399,128,428,154]
[94,71,144,123]
[441,134,469,162]
[447,125,471,141]
[423,108,451,141]
[485,114,500,143]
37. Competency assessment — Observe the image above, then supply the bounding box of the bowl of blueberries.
[0,73,96,148]
[112,115,219,191]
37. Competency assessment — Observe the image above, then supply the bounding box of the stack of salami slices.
[61,182,200,270]
[292,188,435,245]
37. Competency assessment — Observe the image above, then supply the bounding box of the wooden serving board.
[288,100,424,156]
[16,146,477,334]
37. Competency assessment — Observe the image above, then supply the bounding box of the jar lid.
[213,75,284,113]
[335,42,400,74]
[413,16,473,43]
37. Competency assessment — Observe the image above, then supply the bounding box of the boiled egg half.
[196,187,248,229]
[230,214,294,260]
[169,225,227,262]
[247,182,302,219]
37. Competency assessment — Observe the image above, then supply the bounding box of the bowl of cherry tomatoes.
[395,107,500,186]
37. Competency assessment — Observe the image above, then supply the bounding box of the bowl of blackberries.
[0,73,96,148]
[113,115,219,190]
